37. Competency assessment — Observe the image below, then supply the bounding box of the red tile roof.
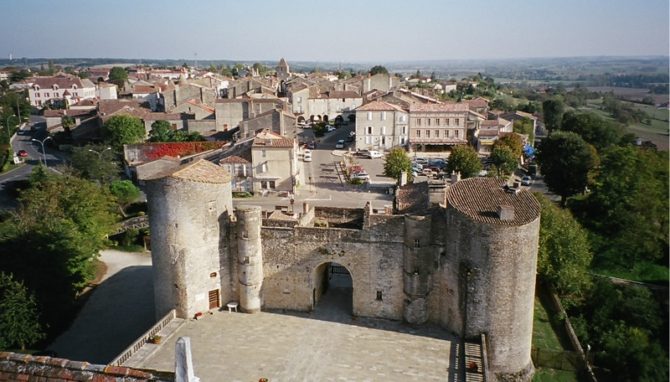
[252,130,295,148]
[409,102,470,113]
[30,75,87,89]
[0,351,173,381]
[220,155,251,164]
[447,177,540,226]
[356,100,406,112]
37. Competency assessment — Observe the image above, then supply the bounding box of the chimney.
[400,171,408,187]
[497,205,514,221]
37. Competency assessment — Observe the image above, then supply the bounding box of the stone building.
[140,160,541,381]
[355,100,409,150]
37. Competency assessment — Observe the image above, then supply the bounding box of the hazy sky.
[1,0,668,62]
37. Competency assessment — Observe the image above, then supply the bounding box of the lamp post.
[5,115,17,143]
[88,146,112,158]
[31,136,52,167]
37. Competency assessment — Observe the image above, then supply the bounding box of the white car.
[335,139,345,149]
[326,125,336,133]
[303,150,312,162]
[368,150,383,159]
[521,176,533,186]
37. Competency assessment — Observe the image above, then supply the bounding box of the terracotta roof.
[43,109,93,118]
[466,97,489,108]
[98,99,143,115]
[170,158,231,184]
[478,129,500,137]
[356,100,406,112]
[481,120,499,127]
[0,351,172,381]
[409,102,470,113]
[252,129,295,148]
[220,155,250,164]
[30,75,88,89]
[395,182,429,214]
[446,177,540,226]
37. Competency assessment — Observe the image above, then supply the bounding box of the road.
[0,116,65,208]
[235,122,395,211]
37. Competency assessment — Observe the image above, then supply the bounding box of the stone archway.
[312,262,353,317]
[297,116,306,124]
[323,115,329,123]
[348,114,356,123]
[335,115,344,125]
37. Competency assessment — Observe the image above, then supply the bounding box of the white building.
[355,100,409,151]
[95,82,118,100]
[27,75,96,107]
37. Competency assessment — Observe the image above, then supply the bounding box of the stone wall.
[259,214,405,319]
[186,119,217,134]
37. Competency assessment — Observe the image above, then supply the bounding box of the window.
[399,114,405,122]
[400,137,405,145]
[417,118,422,126]
[456,118,460,126]
[416,130,421,138]
[414,239,420,248]
[455,130,460,138]
[427,118,431,126]
[269,181,276,189]
[260,163,268,173]
[381,126,386,135]
[367,126,373,135]
[447,130,451,138]
[365,136,372,144]
[35,93,40,98]
[381,111,386,121]
[297,96,302,102]
[435,130,439,138]
[426,130,431,138]
[262,149,266,158]
[376,291,383,301]
[435,118,440,125]
[402,126,407,135]
[261,180,267,189]
[367,112,372,121]
[73,92,78,97]
[45,92,50,97]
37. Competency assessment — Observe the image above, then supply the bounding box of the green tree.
[536,132,597,205]
[102,115,145,150]
[9,70,30,83]
[560,111,624,151]
[109,180,140,214]
[383,148,412,182]
[494,134,524,159]
[108,67,128,89]
[0,90,31,121]
[512,118,535,143]
[446,145,482,178]
[535,194,592,308]
[148,120,173,142]
[369,65,389,75]
[70,145,119,184]
[0,272,45,350]
[489,145,517,177]
[0,169,118,331]
[573,146,668,264]
[542,97,565,131]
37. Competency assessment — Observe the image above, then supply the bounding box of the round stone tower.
[143,159,233,319]
[235,205,264,313]
[443,178,541,381]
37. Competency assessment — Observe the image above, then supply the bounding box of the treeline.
[534,106,668,380]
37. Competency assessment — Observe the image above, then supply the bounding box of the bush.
[232,192,252,198]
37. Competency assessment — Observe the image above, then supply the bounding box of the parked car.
[307,141,316,149]
[349,131,356,137]
[327,125,336,133]
[17,150,28,158]
[422,168,436,177]
[368,151,383,159]
[351,172,370,181]
[303,151,312,162]
[335,139,345,149]
[521,175,533,186]
[413,157,429,165]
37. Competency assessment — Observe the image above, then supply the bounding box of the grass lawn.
[593,261,669,284]
[533,367,579,382]
[533,291,572,351]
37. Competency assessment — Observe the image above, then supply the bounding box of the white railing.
[109,309,176,366]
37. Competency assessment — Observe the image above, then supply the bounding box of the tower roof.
[139,158,231,184]
[447,177,540,226]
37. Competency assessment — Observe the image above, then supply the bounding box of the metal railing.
[109,309,176,366]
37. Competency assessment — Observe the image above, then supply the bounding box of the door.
[208,289,220,310]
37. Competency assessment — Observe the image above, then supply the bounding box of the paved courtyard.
[134,305,458,381]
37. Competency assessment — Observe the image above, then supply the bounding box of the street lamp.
[5,115,17,143]
[31,136,53,167]
[88,147,112,158]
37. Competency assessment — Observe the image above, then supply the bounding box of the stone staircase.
[464,341,485,382]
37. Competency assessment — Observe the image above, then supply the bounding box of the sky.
[0,0,668,62]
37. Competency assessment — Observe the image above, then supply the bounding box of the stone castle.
[140,159,541,381]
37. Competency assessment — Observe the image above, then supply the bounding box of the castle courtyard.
[130,299,458,381]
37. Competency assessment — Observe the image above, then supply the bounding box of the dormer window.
[52,84,59,90]
[72,84,78,90]
[33,85,40,91]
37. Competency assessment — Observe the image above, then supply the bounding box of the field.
[582,98,669,150]
[584,86,668,104]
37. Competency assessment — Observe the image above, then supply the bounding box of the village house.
[215,97,286,132]
[355,100,409,151]
[251,129,300,194]
[27,74,96,107]
[408,103,471,152]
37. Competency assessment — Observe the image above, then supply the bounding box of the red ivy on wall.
[144,142,226,161]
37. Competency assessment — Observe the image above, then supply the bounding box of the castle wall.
[443,205,539,380]
[145,177,234,319]
[259,214,406,319]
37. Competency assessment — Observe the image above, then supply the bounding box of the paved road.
[48,250,155,364]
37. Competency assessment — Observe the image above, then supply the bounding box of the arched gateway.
[312,262,353,315]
